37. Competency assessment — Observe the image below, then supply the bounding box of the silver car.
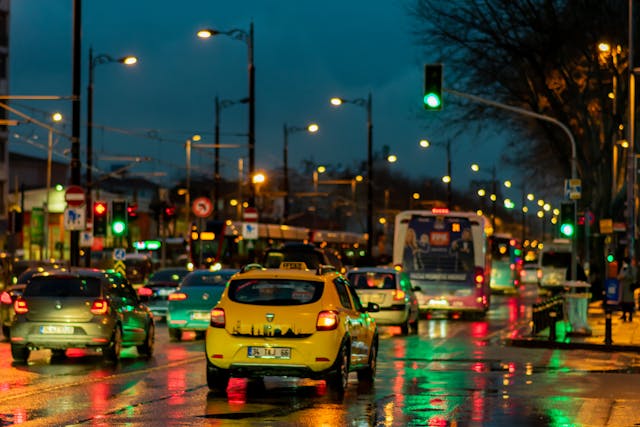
[347,267,420,334]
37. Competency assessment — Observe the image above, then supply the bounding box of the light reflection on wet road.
[0,285,638,426]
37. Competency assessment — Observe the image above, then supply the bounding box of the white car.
[347,267,420,334]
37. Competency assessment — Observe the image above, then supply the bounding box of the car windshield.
[348,272,397,290]
[227,279,323,305]
[182,271,235,287]
[24,276,102,297]
[149,269,189,283]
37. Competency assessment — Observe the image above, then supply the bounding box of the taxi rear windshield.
[227,279,323,306]
[24,277,102,298]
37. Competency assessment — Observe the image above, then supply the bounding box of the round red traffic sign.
[192,197,213,218]
[243,207,258,222]
[65,185,86,207]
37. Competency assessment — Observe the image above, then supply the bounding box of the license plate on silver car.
[41,325,74,334]
[248,346,291,359]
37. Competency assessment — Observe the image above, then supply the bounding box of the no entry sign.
[65,185,86,207]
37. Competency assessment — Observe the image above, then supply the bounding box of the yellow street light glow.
[419,139,430,148]
[355,175,363,182]
[123,56,138,65]
[252,173,266,184]
[598,42,611,53]
[442,175,451,183]
[307,123,319,133]
[477,189,486,197]
[543,203,551,211]
[553,208,560,216]
[387,154,397,163]
[412,192,420,200]
[551,216,558,224]
[378,217,387,225]
[619,139,630,148]
[504,180,512,188]
[537,211,544,218]
[476,209,483,216]
[330,97,343,106]
[52,112,63,122]
[490,194,496,201]
[471,164,480,172]
[527,193,535,201]
[192,134,202,142]
[317,165,326,173]
[229,199,238,207]
[242,201,249,208]
[197,29,213,39]
[522,206,529,213]
[537,199,544,206]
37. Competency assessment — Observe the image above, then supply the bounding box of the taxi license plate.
[41,325,74,334]
[191,312,210,321]
[248,346,291,359]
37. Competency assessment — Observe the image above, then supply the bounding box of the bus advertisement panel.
[393,209,490,318]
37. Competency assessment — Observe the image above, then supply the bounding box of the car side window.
[344,280,364,312]
[333,278,353,309]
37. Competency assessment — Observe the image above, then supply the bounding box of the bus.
[488,233,523,293]
[392,208,491,319]
[188,220,368,269]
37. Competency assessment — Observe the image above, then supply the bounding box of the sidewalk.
[505,301,640,352]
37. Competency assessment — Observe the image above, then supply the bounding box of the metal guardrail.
[531,295,564,340]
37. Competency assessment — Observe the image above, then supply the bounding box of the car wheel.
[410,316,419,334]
[104,326,122,363]
[168,327,182,342]
[400,317,410,335]
[137,322,155,357]
[327,342,349,393]
[2,325,10,340]
[357,338,377,385]
[11,344,30,363]
[206,358,230,393]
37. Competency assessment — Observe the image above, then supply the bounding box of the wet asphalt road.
[0,284,638,426]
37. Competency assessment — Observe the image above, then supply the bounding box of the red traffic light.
[93,201,108,217]
[164,206,176,217]
[127,203,138,218]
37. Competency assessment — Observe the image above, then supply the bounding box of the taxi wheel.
[137,323,155,357]
[104,326,122,363]
[357,339,377,384]
[400,318,410,335]
[206,359,230,393]
[11,344,29,363]
[169,328,182,342]
[327,343,349,393]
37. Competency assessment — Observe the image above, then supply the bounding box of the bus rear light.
[210,308,225,328]
[393,290,406,301]
[14,298,28,314]
[316,310,339,331]
[431,207,450,215]
[168,292,187,301]
[90,299,109,315]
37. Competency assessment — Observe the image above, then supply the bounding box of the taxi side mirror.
[365,302,380,313]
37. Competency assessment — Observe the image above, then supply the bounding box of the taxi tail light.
[90,299,109,315]
[474,267,485,287]
[316,310,339,331]
[138,287,153,297]
[1,291,12,305]
[168,292,187,301]
[210,308,225,328]
[14,297,28,314]
[393,289,406,301]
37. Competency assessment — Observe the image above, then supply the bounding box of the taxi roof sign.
[279,262,308,270]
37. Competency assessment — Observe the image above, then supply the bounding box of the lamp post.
[471,163,497,231]
[44,112,63,260]
[198,22,255,206]
[330,93,373,260]
[283,122,319,223]
[214,96,246,219]
[419,139,452,207]
[86,47,137,265]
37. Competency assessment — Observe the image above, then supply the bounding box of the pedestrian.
[617,257,637,322]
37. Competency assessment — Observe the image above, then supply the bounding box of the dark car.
[1,264,67,339]
[137,267,192,321]
[262,243,345,272]
[10,269,155,363]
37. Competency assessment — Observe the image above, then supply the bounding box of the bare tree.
[408,0,634,223]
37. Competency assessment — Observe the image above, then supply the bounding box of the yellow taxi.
[204,262,380,394]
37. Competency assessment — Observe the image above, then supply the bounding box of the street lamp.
[330,93,373,260]
[471,163,497,231]
[198,22,255,207]
[215,96,247,219]
[420,139,452,207]
[86,47,137,265]
[283,122,319,222]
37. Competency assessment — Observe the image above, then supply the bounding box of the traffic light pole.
[444,88,578,282]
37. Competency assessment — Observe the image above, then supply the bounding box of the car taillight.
[210,308,225,328]
[14,298,28,314]
[1,291,12,305]
[168,292,187,301]
[474,267,485,286]
[537,269,543,279]
[393,289,406,301]
[90,299,109,315]
[316,310,339,331]
[138,287,153,297]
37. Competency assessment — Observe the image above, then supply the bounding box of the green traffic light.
[606,254,615,263]
[112,220,126,236]
[560,223,575,237]
[423,93,441,109]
